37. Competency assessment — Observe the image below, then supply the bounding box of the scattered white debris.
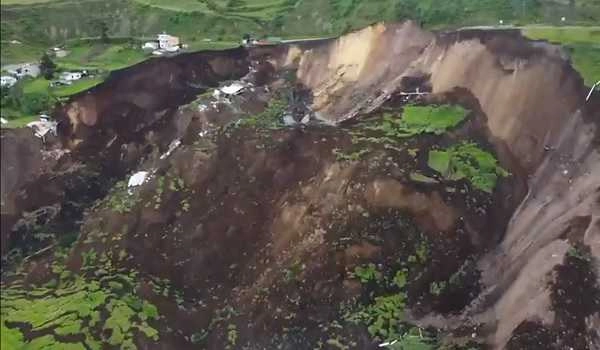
[0,117,7,125]
[219,82,245,95]
[198,104,208,112]
[42,149,71,161]
[198,130,209,137]
[282,114,296,126]
[27,120,57,139]
[379,340,398,347]
[562,169,569,176]
[300,114,310,124]
[160,139,182,160]
[127,171,149,193]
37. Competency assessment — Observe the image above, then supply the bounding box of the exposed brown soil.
[1,21,599,350]
[506,245,600,350]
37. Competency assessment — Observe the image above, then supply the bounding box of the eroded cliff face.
[280,21,599,348]
[2,22,598,350]
[282,21,599,347]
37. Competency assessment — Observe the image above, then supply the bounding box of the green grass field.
[1,115,38,128]
[53,77,103,97]
[21,76,104,97]
[523,26,600,45]
[0,0,57,4]
[55,41,148,71]
[523,26,600,85]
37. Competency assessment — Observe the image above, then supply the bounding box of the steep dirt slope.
[281,22,600,348]
[1,22,598,350]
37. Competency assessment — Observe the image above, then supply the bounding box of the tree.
[99,21,109,43]
[90,19,109,43]
[40,53,56,80]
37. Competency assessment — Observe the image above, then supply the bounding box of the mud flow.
[1,21,599,350]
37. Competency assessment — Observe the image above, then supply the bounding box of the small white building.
[6,63,40,79]
[52,47,68,58]
[157,33,180,51]
[60,72,83,81]
[1,76,17,88]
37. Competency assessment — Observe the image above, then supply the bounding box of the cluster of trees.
[0,54,57,119]
[1,82,55,118]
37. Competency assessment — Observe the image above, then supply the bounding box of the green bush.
[20,91,54,115]
[428,142,509,193]
[365,105,467,139]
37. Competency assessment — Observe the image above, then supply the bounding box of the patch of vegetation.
[0,250,161,350]
[351,263,382,283]
[349,292,407,340]
[153,176,166,209]
[105,181,140,214]
[168,175,186,192]
[364,105,467,139]
[333,148,370,162]
[427,142,509,193]
[55,40,148,71]
[383,328,436,350]
[523,26,600,86]
[283,260,305,283]
[409,172,438,184]
[1,73,103,125]
[237,97,288,129]
[226,323,238,349]
[0,115,38,128]
[1,78,56,119]
[345,241,430,341]
[53,77,103,97]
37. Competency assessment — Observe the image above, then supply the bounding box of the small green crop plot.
[0,252,161,350]
[428,142,509,193]
[366,105,467,138]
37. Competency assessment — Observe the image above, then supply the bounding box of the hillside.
[1,22,599,350]
[2,0,600,64]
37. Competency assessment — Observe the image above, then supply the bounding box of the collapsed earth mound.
[1,21,598,350]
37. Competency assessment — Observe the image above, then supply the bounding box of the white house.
[157,33,180,51]
[52,47,68,58]
[1,76,17,88]
[61,72,83,81]
[6,63,40,79]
